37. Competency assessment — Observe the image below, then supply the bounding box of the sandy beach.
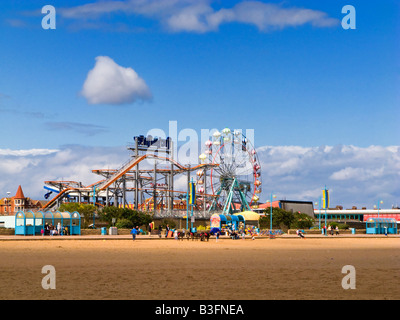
[0,237,399,300]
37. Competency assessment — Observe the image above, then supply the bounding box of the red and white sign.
[363,214,400,222]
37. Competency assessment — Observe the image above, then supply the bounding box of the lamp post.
[374,200,383,218]
[322,187,329,236]
[266,193,276,231]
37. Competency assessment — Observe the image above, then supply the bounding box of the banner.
[322,189,329,209]
[189,182,196,205]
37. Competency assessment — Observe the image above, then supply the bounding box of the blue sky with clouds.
[0,0,399,208]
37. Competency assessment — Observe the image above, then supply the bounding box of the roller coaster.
[43,130,262,219]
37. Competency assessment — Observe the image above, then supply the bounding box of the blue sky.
[0,0,399,207]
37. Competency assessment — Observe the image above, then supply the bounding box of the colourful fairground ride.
[41,129,262,221]
[197,128,262,215]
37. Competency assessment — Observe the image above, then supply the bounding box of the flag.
[322,189,329,209]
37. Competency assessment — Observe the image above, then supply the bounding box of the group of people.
[326,225,340,236]
[42,222,68,236]
[156,225,169,238]
[131,224,260,241]
[130,225,142,240]
[162,225,185,240]
[157,224,182,239]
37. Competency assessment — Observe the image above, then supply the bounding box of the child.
[296,229,305,239]
[130,227,138,241]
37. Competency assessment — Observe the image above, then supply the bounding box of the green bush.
[115,218,134,229]
[160,218,176,229]
[59,203,96,228]
[260,207,315,230]
[99,206,153,229]
[329,222,349,230]
[292,213,315,229]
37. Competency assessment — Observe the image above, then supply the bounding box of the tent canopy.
[234,211,260,221]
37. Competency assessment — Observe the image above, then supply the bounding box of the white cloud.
[59,0,339,33]
[207,1,338,32]
[81,56,152,105]
[0,149,59,156]
[256,145,400,208]
[330,166,385,181]
[0,146,127,200]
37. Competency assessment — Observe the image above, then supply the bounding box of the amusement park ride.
[42,128,262,219]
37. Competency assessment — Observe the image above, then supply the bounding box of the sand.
[0,237,399,300]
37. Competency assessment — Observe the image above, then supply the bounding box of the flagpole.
[186,183,189,230]
[191,178,194,230]
[319,195,321,229]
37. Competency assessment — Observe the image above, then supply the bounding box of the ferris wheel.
[198,128,262,214]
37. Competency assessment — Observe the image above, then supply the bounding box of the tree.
[59,203,96,228]
[260,207,295,230]
[99,206,152,228]
[291,212,315,229]
[260,207,315,230]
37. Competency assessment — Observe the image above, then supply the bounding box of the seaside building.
[0,185,45,215]
[254,199,400,223]
[254,200,315,217]
[313,207,400,223]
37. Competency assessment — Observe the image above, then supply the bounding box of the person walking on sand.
[327,225,332,236]
[174,229,178,240]
[130,226,138,241]
[335,226,339,236]
[158,225,162,238]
